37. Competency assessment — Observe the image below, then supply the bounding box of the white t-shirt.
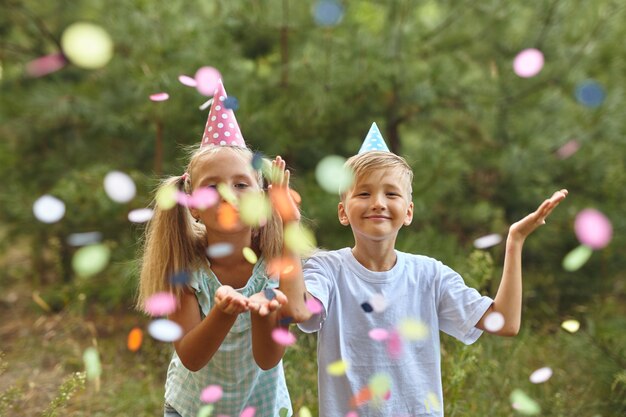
[298,248,493,417]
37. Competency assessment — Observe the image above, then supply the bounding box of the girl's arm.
[169,285,248,371]
[476,189,568,336]
[249,289,288,369]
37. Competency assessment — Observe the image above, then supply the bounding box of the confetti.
[67,231,103,246]
[170,271,190,286]
[513,48,544,78]
[191,187,219,210]
[398,319,428,340]
[529,367,553,384]
[61,22,113,69]
[145,292,177,316]
[327,359,349,376]
[217,183,238,206]
[561,319,580,333]
[251,152,265,171]
[217,203,239,230]
[223,96,239,111]
[483,311,505,332]
[351,386,372,408]
[510,389,540,415]
[264,288,277,300]
[148,319,183,342]
[386,330,403,359]
[242,247,258,264]
[149,92,169,102]
[26,53,67,77]
[156,184,177,210]
[360,302,373,313]
[369,293,387,313]
[240,406,256,417]
[195,66,222,96]
[72,244,110,277]
[473,233,503,249]
[368,328,389,341]
[128,208,154,223]
[313,1,344,27]
[306,297,323,314]
[178,75,197,87]
[297,406,312,417]
[315,155,354,194]
[33,195,65,223]
[279,408,289,417]
[575,80,605,108]
[239,192,271,227]
[562,245,593,272]
[424,392,441,412]
[104,171,136,203]
[368,372,391,399]
[197,405,214,417]
[271,328,297,346]
[284,223,317,256]
[574,208,612,249]
[201,385,223,403]
[555,139,580,159]
[83,347,102,381]
[127,327,143,352]
[207,243,234,258]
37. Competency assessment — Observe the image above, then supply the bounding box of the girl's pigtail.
[136,175,205,312]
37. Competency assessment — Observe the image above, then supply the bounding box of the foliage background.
[0,0,624,416]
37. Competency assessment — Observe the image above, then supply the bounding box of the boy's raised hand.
[214,285,249,315]
[509,189,568,241]
[248,288,288,317]
[268,156,301,223]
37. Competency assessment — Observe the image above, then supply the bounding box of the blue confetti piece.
[361,302,373,313]
[170,271,190,286]
[223,96,239,111]
[313,1,344,27]
[264,288,277,300]
[575,80,605,108]
[251,152,265,171]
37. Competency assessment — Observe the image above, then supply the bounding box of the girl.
[136,82,303,417]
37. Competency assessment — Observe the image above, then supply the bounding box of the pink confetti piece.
[178,74,197,87]
[191,187,219,209]
[368,328,389,341]
[574,208,613,249]
[145,292,177,316]
[200,384,223,403]
[345,412,359,417]
[513,48,544,78]
[306,297,323,314]
[195,66,222,96]
[272,328,297,346]
[239,406,256,417]
[150,92,170,102]
[556,139,580,159]
[386,330,403,359]
[26,53,67,77]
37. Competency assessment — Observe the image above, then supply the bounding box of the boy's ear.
[403,201,414,226]
[338,201,350,226]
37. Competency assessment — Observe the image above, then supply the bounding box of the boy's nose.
[371,194,386,210]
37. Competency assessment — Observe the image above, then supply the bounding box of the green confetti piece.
[278,408,289,417]
[156,184,177,210]
[197,405,214,417]
[510,389,541,415]
[562,245,592,271]
[239,192,271,226]
[72,244,110,277]
[284,223,317,256]
[83,347,102,380]
[398,318,428,340]
[315,155,354,194]
[368,372,391,398]
[217,183,238,206]
[298,406,312,417]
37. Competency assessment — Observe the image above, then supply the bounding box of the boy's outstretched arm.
[268,156,313,323]
[476,189,568,336]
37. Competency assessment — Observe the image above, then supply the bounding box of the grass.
[1,279,624,417]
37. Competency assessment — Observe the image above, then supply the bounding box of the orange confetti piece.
[217,203,239,230]
[270,187,300,223]
[266,257,299,278]
[127,327,143,352]
[351,386,372,408]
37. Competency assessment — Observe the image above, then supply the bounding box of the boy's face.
[338,167,413,244]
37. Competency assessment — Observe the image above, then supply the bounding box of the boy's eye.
[356,192,369,197]
[387,193,400,197]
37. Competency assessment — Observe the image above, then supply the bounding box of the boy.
[290,126,568,416]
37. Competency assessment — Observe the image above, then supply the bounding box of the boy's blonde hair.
[136,145,283,312]
[343,151,413,198]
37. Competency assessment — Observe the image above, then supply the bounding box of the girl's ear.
[189,206,199,221]
[338,201,350,226]
[403,201,414,226]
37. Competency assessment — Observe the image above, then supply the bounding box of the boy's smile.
[338,167,413,243]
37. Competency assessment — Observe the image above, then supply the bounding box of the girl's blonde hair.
[135,145,284,312]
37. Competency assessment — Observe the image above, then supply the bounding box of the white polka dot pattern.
[200,80,246,148]
[357,122,390,154]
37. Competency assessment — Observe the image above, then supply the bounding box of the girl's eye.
[235,183,249,189]
[206,184,217,189]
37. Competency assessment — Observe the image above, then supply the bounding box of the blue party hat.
[358,122,390,154]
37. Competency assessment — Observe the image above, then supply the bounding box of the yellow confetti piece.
[284,223,317,256]
[561,319,580,333]
[398,318,428,340]
[72,244,111,277]
[368,372,391,398]
[239,192,271,226]
[156,184,177,210]
[424,391,441,412]
[217,183,238,206]
[242,247,258,264]
[297,406,312,417]
[326,359,349,376]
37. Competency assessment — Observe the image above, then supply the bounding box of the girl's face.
[189,148,260,235]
